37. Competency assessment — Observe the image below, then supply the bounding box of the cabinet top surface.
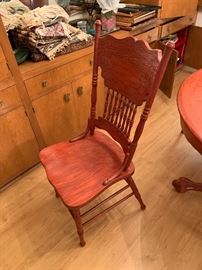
[19,45,94,80]
[19,30,131,81]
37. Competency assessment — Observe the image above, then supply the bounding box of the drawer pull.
[0,100,4,108]
[89,59,93,66]
[147,35,152,42]
[42,80,48,87]
[63,93,70,103]
[77,86,83,96]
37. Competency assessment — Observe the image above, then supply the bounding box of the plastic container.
[101,11,116,32]
[77,21,87,33]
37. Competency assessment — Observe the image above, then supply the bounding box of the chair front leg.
[71,208,86,247]
[126,176,146,210]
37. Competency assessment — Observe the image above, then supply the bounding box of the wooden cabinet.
[32,84,79,145]
[0,85,21,115]
[0,106,39,187]
[0,45,12,82]
[124,0,198,18]
[23,51,95,145]
[25,63,73,100]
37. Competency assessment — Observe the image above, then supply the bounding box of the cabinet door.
[32,84,79,145]
[184,26,202,69]
[0,106,39,187]
[72,72,105,134]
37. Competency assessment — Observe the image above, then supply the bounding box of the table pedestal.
[172,177,202,193]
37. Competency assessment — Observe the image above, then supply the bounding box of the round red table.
[172,69,202,192]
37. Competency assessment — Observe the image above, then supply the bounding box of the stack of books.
[116,4,158,32]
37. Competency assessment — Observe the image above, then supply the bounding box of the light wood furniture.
[0,17,103,188]
[0,0,201,188]
[0,20,40,187]
[124,0,198,18]
[39,21,173,246]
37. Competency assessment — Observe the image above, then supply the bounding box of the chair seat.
[39,131,134,208]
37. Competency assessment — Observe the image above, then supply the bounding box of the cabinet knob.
[89,59,93,66]
[63,93,70,103]
[0,100,4,108]
[147,35,152,42]
[77,86,83,96]
[42,80,48,87]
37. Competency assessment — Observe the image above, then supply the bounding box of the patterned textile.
[0,0,29,31]
[1,3,93,61]
[12,22,93,60]
[29,38,93,62]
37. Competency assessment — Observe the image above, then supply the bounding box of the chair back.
[89,21,173,169]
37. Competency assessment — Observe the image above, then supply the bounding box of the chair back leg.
[71,208,86,247]
[125,176,146,210]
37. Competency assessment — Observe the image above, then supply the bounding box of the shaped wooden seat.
[40,131,134,207]
[40,21,173,247]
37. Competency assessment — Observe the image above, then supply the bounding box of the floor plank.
[0,68,202,270]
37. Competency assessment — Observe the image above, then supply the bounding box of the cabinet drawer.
[124,0,198,18]
[160,0,198,18]
[0,85,22,114]
[25,63,73,100]
[70,54,93,78]
[135,27,158,43]
[161,16,194,38]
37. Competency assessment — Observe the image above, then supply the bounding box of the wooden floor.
[0,68,202,270]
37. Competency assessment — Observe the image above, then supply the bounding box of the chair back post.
[89,20,102,135]
[125,42,174,169]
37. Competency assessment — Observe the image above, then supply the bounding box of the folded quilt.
[1,3,93,61]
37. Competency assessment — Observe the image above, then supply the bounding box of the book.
[116,10,156,25]
[116,18,158,33]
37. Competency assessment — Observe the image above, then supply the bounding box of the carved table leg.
[172,177,202,193]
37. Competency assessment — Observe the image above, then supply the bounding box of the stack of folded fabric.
[1,1,93,62]
[0,0,29,31]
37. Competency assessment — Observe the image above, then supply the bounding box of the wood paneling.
[0,45,5,62]
[0,85,22,115]
[0,17,45,149]
[0,106,39,187]
[0,62,12,82]
[32,85,79,145]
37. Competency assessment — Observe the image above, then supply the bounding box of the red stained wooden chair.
[39,21,173,247]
